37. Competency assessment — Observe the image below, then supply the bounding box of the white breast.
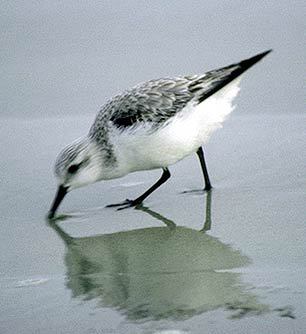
[111,77,242,175]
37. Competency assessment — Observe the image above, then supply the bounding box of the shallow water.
[0,113,305,333]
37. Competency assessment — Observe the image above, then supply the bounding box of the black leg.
[107,168,171,209]
[196,147,212,191]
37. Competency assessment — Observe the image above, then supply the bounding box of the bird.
[48,50,272,219]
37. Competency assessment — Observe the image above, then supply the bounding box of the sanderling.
[48,50,271,218]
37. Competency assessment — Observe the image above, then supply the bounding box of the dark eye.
[67,164,80,174]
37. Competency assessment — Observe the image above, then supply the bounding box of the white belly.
[112,78,242,174]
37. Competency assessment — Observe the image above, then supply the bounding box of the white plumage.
[111,78,241,175]
[48,50,271,218]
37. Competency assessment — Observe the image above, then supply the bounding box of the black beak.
[48,185,68,219]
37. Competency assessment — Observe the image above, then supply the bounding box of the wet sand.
[0,113,305,333]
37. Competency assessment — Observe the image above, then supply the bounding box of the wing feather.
[89,50,271,137]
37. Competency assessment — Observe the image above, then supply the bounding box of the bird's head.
[48,137,103,219]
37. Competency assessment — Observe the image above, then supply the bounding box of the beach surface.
[0,112,305,334]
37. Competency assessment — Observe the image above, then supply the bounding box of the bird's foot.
[181,186,212,194]
[46,213,73,222]
[106,199,141,210]
[204,185,212,192]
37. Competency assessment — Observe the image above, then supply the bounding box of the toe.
[106,199,131,208]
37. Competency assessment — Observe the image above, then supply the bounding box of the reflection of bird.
[48,50,271,218]
[48,193,268,320]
